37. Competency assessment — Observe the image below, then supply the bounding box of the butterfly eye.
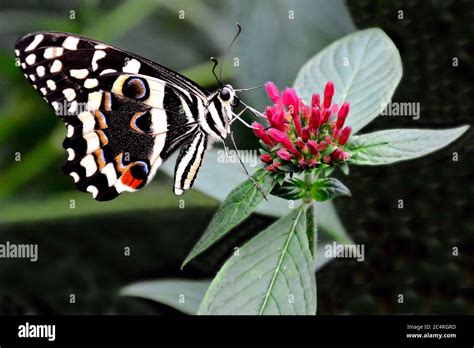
[220,88,231,101]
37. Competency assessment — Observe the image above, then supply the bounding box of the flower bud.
[252,122,273,146]
[260,153,273,163]
[302,105,312,121]
[331,148,343,160]
[265,82,280,104]
[312,93,320,108]
[252,122,266,138]
[338,126,352,145]
[323,81,334,108]
[296,138,305,149]
[268,128,299,156]
[321,109,331,124]
[302,128,310,142]
[310,107,320,129]
[277,149,292,161]
[336,102,350,129]
[282,88,299,116]
[307,140,319,155]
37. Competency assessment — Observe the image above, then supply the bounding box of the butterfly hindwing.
[15,32,207,200]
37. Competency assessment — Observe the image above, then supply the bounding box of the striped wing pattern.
[15,32,211,201]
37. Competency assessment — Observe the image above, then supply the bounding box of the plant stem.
[303,171,313,204]
[306,204,315,256]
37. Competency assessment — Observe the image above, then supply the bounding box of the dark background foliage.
[0,0,472,314]
[319,0,473,314]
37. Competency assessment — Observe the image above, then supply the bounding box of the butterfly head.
[213,84,239,137]
[218,84,240,108]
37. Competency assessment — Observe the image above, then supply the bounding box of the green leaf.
[181,168,276,268]
[294,28,403,134]
[162,149,350,265]
[120,279,210,315]
[0,181,216,225]
[339,162,350,175]
[198,206,316,315]
[348,126,470,165]
[310,178,351,202]
[270,178,305,200]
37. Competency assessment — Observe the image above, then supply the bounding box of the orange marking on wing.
[115,153,128,174]
[95,110,108,129]
[94,149,107,169]
[130,111,146,134]
[96,130,109,145]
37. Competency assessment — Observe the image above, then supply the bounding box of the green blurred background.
[0,0,472,314]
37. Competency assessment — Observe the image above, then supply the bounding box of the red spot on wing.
[120,168,143,189]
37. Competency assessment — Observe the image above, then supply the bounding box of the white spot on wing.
[92,50,106,71]
[78,111,95,132]
[62,36,80,50]
[87,91,102,111]
[50,59,62,73]
[83,132,100,153]
[80,155,97,177]
[43,47,63,59]
[122,58,141,73]
[25,54,36,65]
[86,185,99,198]
[67,148,75,161]
[62,88,76,102]
[67,125,74,138]
[70,69,89,79]
[29,74,36,81]
[40,87,47,95]
[25,34,44,51]
[99,69,117,75]
[102,162,117,186]
[46,79,56,90]
[84,78,98,89]
[70,172,80,183]
[36,65,45,77]
[15,49,20,56]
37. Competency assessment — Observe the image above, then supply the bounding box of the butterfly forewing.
[15,32,209,200]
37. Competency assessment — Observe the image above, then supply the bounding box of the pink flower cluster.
[253,81,352,173]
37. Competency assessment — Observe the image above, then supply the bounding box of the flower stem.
[303,171,313,204]
[305,203,315,256]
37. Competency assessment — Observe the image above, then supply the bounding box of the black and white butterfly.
[15,30,255,201]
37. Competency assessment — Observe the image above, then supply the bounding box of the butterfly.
[14,28,256,201]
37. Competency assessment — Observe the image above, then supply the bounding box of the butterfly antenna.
[227,131,268,201]
[210,57,223,87]
[234,84,265,92]
[219,23,242,84]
